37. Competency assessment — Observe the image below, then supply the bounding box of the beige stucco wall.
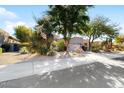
[68,37,89,52]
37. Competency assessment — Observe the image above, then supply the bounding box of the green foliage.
[14,25,33,42]
[47,50,56,56]
[48,5,92,49]
[85,16,114,40]
[92,43,102,52]
[20,42,31,47]
[0,48,2,54]
[32,16,55,55]
[33,5,92,54]
[30,31,45,54]
[40,47,49,55]
[115,35,124,45]
[53,39,65,52]
[119,46,124,51]
[84,16,119,51]
[19,47,29,54]
[32,31,49,55]
[19,42,34,53]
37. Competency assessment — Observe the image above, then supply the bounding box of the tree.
[103,24,119,49]
[48,5,92,52]
[14,25,33,43]
[32,16,54,55]
[115,35,124,45]
[84,16,119,51]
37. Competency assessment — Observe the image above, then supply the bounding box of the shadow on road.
[1,62,124,88]
[112,56,124,61]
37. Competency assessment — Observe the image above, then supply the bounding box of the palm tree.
[33,15,54,54]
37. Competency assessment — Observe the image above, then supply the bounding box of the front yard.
[0,52,35,65]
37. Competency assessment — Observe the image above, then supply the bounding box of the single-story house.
[0,29,20,52]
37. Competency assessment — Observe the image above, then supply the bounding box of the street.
[0,52,124,88]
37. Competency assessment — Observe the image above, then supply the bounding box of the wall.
[68,37,89,52]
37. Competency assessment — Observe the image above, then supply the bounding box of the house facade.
[0,29,20,52]
[68,37,89,52]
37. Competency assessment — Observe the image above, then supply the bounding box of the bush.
[40,47,49,55]
[20,42,30,50]
[92,43,102,52]
[20,42,31,47]
[0,48,2,54]
[19,47,29,54]
[47,50,56,56]
[53,39,65,52]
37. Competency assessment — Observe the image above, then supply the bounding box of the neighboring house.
[55,37,89,52]
[0,29,9,46]
[68,37,89,52]
[0,29,20,52]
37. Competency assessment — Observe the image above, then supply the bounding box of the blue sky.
[0,5,124,35]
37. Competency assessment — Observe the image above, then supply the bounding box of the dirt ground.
[0,52,63,65]
[0,52,36,65]
[0,51,124,65]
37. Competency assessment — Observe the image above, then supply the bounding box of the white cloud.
[0,7,18,21]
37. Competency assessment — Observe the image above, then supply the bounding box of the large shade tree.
[47,5,92,52]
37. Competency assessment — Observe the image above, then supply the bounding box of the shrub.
[47,50,56,56]
[19,47,29,54]
[92,43,102,52]
[0,48,2,54]
[40,47,49,55]
[20,42,30,47]
[53,39,65,52]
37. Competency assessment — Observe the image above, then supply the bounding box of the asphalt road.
[0,52,124,88]
[0,61,124,88]
[99,52,124,60]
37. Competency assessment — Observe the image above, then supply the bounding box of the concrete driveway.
[0,52,124,88]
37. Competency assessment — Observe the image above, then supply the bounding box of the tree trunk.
[110,39,112,49]
[63,22,67,52]
[88,36,92,51]
[64,38,69,52]
[63,38,71,57]
[88,39,91,51]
